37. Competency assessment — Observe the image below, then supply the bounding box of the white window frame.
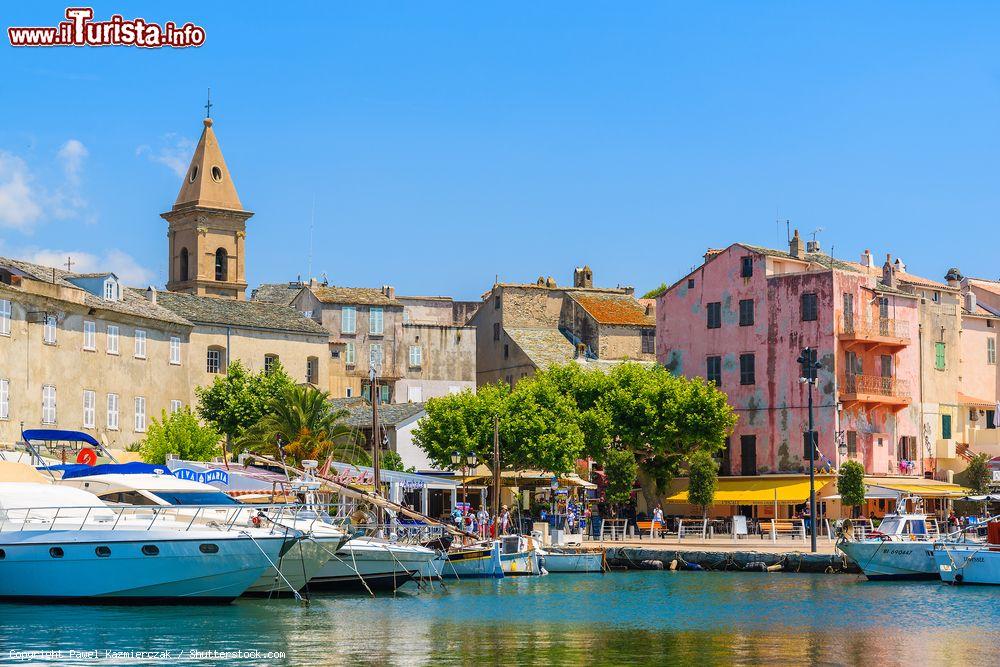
[107,393,119,431]
[83,320,96,351]
[169,399,182,414]
[107,325,119,355]
[369,307,384,335]
[342,306,356,334]
[344,342,356,366]
[41,385,56,424]
[103,279,118,301]
[43,315,57,345]
[0,378,9,420]
[409,345,422,367]
[134,396,146,432]
[0,299,11,336]
[83,389,96,429]
[134,329,147,359]
[369,343,383,369]
[264,354,279,374]
[169,336,181,365]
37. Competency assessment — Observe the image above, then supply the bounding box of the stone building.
[467,266,656,387]
[253,282,477,402]
[0,258,192,452]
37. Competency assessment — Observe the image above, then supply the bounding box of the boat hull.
[436,542,504,579]
[309,538,435,592]
[839,540,938,580]
[245,536,335,596]
[500,549,540,576]
[0,530,286,602]
[934,546,1000,585]
[541,551,604,573]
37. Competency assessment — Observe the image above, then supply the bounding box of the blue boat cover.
[22,429,101,448]
[59,462,174,479]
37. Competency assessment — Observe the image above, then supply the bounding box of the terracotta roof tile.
[570,294,654,326]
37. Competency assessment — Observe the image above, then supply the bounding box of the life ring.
[251,514,262,527]
[76,448,97,466]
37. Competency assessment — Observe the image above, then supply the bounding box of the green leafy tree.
[412,384,510,471]
[380,450,414,473]
[233,384,367,467]
[687,450,718,520]
[196,360,295,451]
[962,453,992,495]
[837,460,866,517]
[602,448,638,509]
[641,282,669,300]
[136,408,222,464]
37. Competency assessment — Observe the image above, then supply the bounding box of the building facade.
[467,266,656,388]
[657,234,928,479]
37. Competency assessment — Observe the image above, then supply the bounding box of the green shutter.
[935,342,946,370]
[941,414,952,440]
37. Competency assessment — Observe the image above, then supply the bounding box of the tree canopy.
[136,408,222,464]
[233,384,367,467]
[837,460,866,511]
[196,360,296,442]
[962,453,992,495]
[687,450,718,518]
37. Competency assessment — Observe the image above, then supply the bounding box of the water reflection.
[2,573,997,665]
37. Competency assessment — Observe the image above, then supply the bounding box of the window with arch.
[179,248,189,282]
[215,248,228,282]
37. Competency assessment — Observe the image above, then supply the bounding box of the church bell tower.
[162,116,253,300]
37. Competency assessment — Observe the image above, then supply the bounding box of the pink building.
[656,232,924,478]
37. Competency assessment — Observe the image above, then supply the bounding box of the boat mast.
[370,365,382,522]
[492,414,500,521]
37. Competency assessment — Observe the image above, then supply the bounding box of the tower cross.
[64,256,74,272]
[205,88,212,118]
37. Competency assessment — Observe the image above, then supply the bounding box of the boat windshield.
[907,519,928,535]
[152,491,241,506]
[877,518,901,535]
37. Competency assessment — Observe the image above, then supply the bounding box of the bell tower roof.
[172,118,244,212]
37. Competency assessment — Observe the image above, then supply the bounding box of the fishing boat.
[538,547,606,573]
[0,470,294,603]
[933,519,1000,585]
[837,496,942,580]
[432,540,504,579]
[499,534,541,576]
[54,462,345,596]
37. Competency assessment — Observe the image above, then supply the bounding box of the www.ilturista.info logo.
[8,7,205,48]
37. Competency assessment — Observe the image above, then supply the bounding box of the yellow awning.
[865,478,970,498]
[663,476,835,506]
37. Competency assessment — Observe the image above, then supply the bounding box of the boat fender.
[683,563,703,571]
[744,561,767,572]
[766,564,783,572]
[669,559,678,571]
[640,560,664,570]
[954,573,964,585]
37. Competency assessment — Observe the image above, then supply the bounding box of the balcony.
[839,373,911,413]
[838,316,910,351]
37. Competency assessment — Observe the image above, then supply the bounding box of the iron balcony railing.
[841,315,910,341]
[841,373,911,400]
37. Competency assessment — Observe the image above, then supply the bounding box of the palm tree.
[234,385,370,467]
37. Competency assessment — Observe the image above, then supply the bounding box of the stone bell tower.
[162,117,253,300]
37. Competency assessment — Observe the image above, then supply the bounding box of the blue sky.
[2,3,999,299]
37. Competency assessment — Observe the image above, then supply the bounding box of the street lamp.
[797,346,823,554]
[466,453,478,511]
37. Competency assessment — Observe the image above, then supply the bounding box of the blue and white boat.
[0,478,295,603]
[538,547,606,573]
[499,535,541,576]
[432,541,504,579]
[933,517,1000,585]
[837,497,942,580]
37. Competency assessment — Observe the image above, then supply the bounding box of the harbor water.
[2,571,998,666]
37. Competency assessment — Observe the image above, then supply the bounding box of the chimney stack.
[894,257,906,273]
[944,268,963,287]
[882,254,897,289]
[789,229,805,258]
[145,286,157,305]
[573,265,594,288]
[382,285,395,300]
[861,249,874,268]
[967,291,978,313]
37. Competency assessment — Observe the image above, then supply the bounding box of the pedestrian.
[499,505,511,535]
[652,503,664,539]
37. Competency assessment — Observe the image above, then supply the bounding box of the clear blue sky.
[2,3,999,299]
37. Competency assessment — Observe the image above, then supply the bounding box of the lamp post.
[798,346,823,554]
[451,451,462,513]
[466,453,478,510]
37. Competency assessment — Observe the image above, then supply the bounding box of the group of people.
[451,504,513,541]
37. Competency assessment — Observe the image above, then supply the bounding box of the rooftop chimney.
[789,229,804,258]
[861,249,874,268]
[806,239,821,253]
[573,265,594,288]
[382,285,396,300]
[894,257,906,273]
[545,276,557,288]
[145,286,157,305]
[944,267,963,287]
[882,254,897,289]
[967,291,978,313]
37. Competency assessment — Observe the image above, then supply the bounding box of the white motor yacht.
[57,464,344,596]
[837,496,942,580]
[0,470,293,602]
[312,536,438,592]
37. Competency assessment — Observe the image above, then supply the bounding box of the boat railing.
[336,520,446,545]
[0,503,333,536]
[937,514,1000,543]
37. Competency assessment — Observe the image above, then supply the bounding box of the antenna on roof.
[809,227,824,242]
[307,195,315,280]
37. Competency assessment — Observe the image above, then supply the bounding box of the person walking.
[499,505,511,535]
[477,507,490,540]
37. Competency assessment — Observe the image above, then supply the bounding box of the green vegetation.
[837,460,866,515]
[961,453,992,495]
[233,384,366,468]
[196,360,295,444]
[380,450,414,473]
[642,282,668,299]
[687,450,718,519]
[136,408,222,464]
